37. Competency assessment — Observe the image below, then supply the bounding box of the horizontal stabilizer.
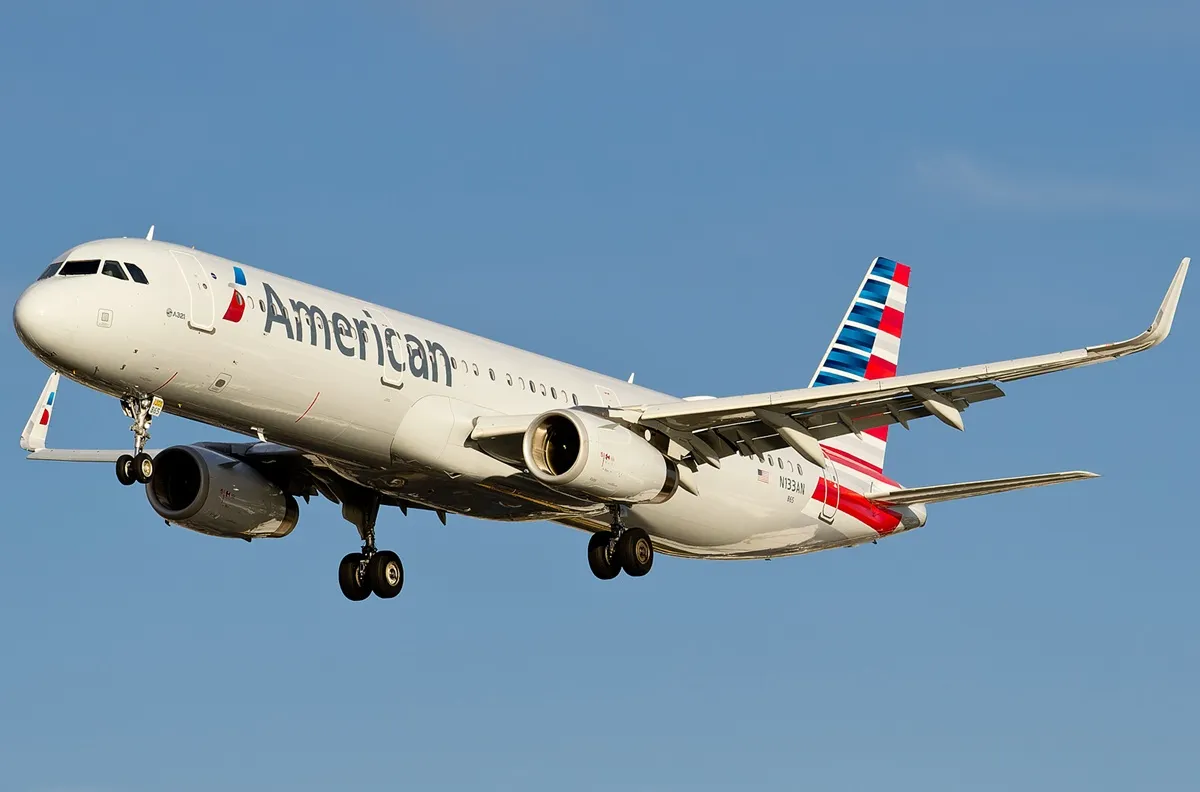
[865,470,1098,506]
[27,448,158,462]
[20,372,159,463]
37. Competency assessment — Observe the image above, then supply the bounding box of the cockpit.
[38,258,150,284]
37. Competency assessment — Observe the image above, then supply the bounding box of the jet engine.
[146,445,300,539]
[522,409,677,503]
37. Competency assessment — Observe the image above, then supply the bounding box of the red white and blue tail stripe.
[809,257,910,473]
[20,370,60,452]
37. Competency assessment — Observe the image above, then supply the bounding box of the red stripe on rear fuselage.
[812,477,902,535]
[821,445,900,488]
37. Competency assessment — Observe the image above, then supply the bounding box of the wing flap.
[864,471,1098,506]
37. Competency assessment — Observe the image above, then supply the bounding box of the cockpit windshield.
[101,260,128,280]
[39,259,149,284]
[59,260,101,276]
[124,262,149,284]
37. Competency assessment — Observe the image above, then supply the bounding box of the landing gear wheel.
[368,550,404,599]
[587,531,622,580]
[132,452,154,484]
[115,454,136,486]
[338,553,372,601]
[617,527,654,577]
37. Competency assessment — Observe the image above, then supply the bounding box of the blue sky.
[1,2,1198,790]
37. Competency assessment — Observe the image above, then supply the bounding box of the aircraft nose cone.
[14,283,70,359]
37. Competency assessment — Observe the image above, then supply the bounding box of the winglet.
[1146,256,1189,343]
[21,371,60,452]
[1087,257,1188,357]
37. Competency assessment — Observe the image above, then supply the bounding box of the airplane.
[12,232,1188,601]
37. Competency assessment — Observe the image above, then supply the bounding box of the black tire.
[115,454,136,486]
[618,528,654,577]
[132,452,154,484]
[587,532,621,580]
[338,553,372,601]
[368,550,404,599]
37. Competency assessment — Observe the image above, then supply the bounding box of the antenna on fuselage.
[627,372,635,384]
[145,225,155,241]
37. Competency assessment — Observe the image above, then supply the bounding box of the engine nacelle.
[522,409,677,504]
[146,445,300,539]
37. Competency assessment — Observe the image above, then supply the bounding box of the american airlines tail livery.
[13,234,1189,601]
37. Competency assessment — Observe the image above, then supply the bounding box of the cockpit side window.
[59,260,101,276]
[37,262,62,280]
[124,262,149,284]
[101,260,129,280]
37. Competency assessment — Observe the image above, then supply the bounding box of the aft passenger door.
[170,250,215,333]
[819,460,840,523]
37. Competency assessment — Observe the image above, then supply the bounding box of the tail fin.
[809,257,910,473]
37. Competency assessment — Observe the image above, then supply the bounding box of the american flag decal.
[757,469,770,483]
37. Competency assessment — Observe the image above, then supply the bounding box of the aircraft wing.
[629,258,1188,468]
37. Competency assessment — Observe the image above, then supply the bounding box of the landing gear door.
[171,250,215,333]
[819,460,840,524]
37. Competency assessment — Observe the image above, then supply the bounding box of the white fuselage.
[14,238,925,558]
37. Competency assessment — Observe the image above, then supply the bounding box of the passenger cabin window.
[472,364,479,376]
[59,259,101,276]
[529,380,536,393]
[540,384,546,396]
[489,369,496,381]
[506,374,513,386]
[551,387,557,399]
[102,260,128,280]
[124,262,149,284]
[572,394,579,406]
[37,262,62,280]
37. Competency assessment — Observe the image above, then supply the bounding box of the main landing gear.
[588,505,654,580]
[337,492,405,602]
[115,394,162,486]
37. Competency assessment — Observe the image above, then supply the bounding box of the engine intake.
[146,445,300,539]
[523,409,677,504]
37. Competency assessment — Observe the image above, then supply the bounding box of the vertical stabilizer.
[809,257,910,473]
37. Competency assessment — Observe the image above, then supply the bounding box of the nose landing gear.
[588,505,655,580]
[115,394,163,486]
[337,491,405,601]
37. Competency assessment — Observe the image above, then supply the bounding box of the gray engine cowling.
[146,445,300,539]
[522,409,677,504]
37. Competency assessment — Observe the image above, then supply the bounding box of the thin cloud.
[915,152,1194,213]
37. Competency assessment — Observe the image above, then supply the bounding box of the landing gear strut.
[588,505,654,580]
[337,492,404,601]
[115,394,162,486]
